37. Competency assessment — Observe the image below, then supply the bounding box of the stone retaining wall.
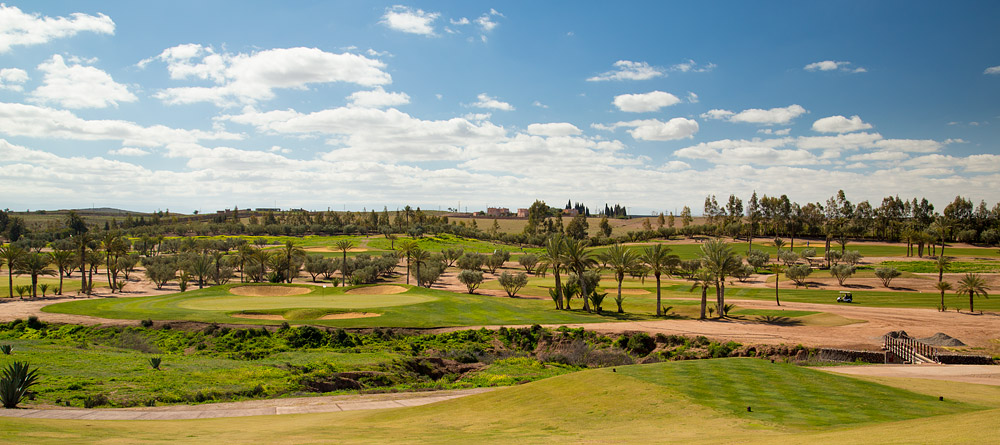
[817,348,886,364]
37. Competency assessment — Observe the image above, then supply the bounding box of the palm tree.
[410,248,432,287]
[188,254,214,289]
[689,270,713,319]
[699,238,741,318]
[935,255,951,283]
[772,262,782,306]
[72,233,94,295]
[561,238,597,312]
[17,253,55,299]
[600,244,640,314]
[934,281,951,311]
[236,245,257,283]
[537,235,567,310]
[955,273,990,312]
[396,239,419,285]
[334,240,355,287]
[641,244,679,316]
[48,250,75,295]
[773,237,785,252]
[0,245,25,299]
[281,241,306,283]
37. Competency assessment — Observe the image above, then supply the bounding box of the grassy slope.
[43,284,642,328]
[1,358,992,444]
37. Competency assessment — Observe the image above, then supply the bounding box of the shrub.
[0,361,41,408]
[625,333,656,356]
[140,319,154,328]
[148,357,162,370]
[830,264,856,285]
[83,394,109,409]
[733,264,754,282]
[841,250,863,266]
[0,345,11,355]
[875,266,901,287]
[746,250,769,272]
[785,264,812,286]
[518,254,538,274]
[457,270,484,294]
[498,271,528,297]
[588,290,608,314]
[27,316,42,330]
[778,250,799,267]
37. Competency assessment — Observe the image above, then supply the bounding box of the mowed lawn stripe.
[617,358,976,428]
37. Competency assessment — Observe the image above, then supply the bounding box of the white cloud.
[0,4,114,54]
[702,104,807,125]
[811,115,872,133]
[671,59,716,73]
[29,55,136,109]
[146,45,391,106]
[804,60,866,73]
[462,112,492,121]
[450,17,470,25]
[532,100,548,108]
[475,12,499,32]
[985,66,1000,75]
[380,5,439,36]
[587,60,665,82]
[686,92,699,104]
[108,147,150,156]
[599,118,699,141]
[221,105,506,162]
[675,140,821,166]
[471,93,514,111]
[612,91,681,112]
[846,151,909,162]
[661,160,692,171]
[0,68,28,91]
[872,138,944,153]
[758,128,791,136]
[0,101,242,147]
[347,87,410,108]
[526,123,581,137]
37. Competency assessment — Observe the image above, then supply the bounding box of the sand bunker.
[230,286,312,297]
[319,312,382,320]
[231,313,285,320]
[618,289,651,295]
[345,285,408,295]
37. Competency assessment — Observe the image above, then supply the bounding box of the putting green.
[179,293,436,311]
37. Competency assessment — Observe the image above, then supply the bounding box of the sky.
[1,1,999,215]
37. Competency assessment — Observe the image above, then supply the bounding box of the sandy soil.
[821,364,1000,386]
[345,285,407,295]
[319,312,381,320]
[229,286,312,297]
[304,247,369,253]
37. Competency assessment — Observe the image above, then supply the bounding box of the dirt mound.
[230,286,312,297]
[919,332,967,347]
[319,312,381,320]
[345,285,407,295]
[231,313,284,320]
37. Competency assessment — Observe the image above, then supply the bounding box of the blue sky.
[1,1,998,214]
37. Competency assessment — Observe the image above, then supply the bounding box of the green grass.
[0,358,991,443]
[1,275,105,298]
[881,260,1000,274]
[367,233,541,254]
[43,283,646,327]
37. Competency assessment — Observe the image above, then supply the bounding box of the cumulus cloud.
[380,5,439,36]
[804,60,866,73]
[347,87,410,108]
[701,104,807,125]
[471,93,514,111]
[675,142,821,166]
[811,115,872,133]
[670,59,716,73]
[29,55,136,109]
[144,45,391,107]
[846,151,909,162]
[0,4,114,54]
[587,60,665,82]
[597,118,699,141]
[526,123,582,137]
[532,100,548,108]
[758,128,791,136]
[612,91,681,112]
[985,66,1000,75]
[108,147,150,156]
[686,92,699,103]
[0,68,28,91]
[661,160,692,171]
[0,101,242,147]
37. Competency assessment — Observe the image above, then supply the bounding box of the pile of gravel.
[918,332,966,347]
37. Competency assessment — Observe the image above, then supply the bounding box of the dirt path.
[820,364,1000,386]
[0,388,494,420]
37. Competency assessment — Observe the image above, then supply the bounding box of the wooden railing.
[883,336,938,364]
